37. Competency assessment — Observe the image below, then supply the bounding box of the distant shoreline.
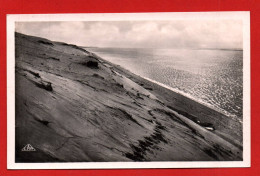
[92,50,243,145]
[91,50,240,119]
[14,32,243,163]
[142,76,240,120]
[83,46,243,51]
[89,47,243,119]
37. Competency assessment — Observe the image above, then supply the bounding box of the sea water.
[88,48,243,119]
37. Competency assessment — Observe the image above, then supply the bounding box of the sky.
[15,20,243,49]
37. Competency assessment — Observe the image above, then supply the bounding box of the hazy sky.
[16,20,243,49]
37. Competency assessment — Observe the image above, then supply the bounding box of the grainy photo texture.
[8,12,250,168]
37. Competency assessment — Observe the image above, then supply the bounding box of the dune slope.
[15,32,242,162]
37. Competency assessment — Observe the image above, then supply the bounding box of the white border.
[7,12,251,169]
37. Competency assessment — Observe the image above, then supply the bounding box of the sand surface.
[15,32,242,162]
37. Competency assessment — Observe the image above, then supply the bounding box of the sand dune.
[15,32,242,162]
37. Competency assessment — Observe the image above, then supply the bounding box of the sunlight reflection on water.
[88,48,243,119]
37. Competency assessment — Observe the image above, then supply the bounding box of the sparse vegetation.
[27,70,40,78]
[35,81,53,91]
[38,40,54,46]
[48,57,60,61]
[81,60,99,69]
[15,32,242,163]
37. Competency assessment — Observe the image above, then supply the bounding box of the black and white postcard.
[7,12,250,169]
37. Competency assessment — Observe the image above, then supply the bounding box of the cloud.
[15,20,243,49]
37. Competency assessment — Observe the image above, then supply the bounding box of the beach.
[87,47,243,119]
[15,32,242,162]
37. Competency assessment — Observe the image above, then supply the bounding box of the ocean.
[87,47,243,119]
